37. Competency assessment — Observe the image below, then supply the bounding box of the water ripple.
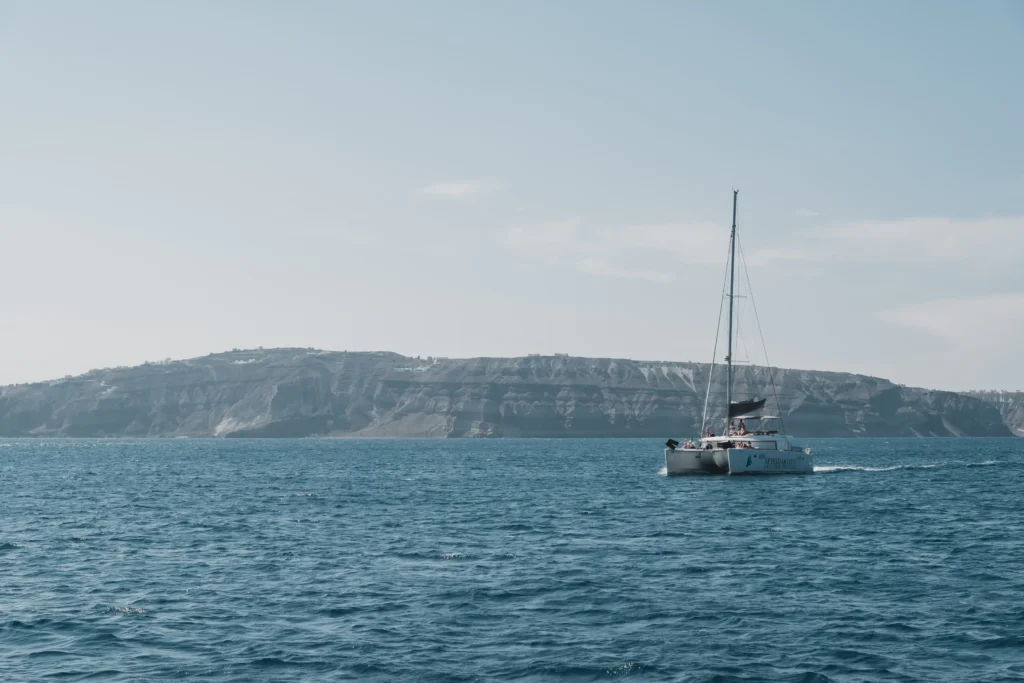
[1,437,1023,681]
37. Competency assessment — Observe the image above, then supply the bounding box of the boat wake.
[660,461,1011,477]
[814,460,1006,474]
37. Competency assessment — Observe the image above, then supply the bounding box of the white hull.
[665,448,812,475]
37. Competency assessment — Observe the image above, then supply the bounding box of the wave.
[107,605,145,615]
[440,552,466,560]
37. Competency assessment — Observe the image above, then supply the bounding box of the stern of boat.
[664,448,729,475]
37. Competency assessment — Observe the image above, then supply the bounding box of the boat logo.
[745,454,753,468]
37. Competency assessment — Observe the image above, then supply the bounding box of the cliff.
[967,391,1024,436]
[0,348,1013,438]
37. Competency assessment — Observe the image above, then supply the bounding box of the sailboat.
[663,191,813,475]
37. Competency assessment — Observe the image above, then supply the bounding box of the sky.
[0,1,1022,391]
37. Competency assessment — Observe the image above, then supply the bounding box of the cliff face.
[0,349,1013,438]
[967,391,1024,436]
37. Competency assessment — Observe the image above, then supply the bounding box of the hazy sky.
[1,1,1022,390]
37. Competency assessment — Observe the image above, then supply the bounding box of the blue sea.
[2,438,1023,682]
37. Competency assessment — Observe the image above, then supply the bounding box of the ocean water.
[1,438,1023,682]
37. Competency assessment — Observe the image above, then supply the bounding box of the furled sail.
[728,398,766,418]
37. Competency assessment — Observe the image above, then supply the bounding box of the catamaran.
[664,191,812,475]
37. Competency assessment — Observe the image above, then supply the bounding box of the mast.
[725,190,738,432]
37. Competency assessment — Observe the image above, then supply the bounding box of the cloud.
[575,258,675,283]
[812,216,1024,265]
[500,213,1024,285]
[878,293,1024,348]
[501,218,732,275]
[717,215,1024,268]
[500,217,814,281]
[796,209,820,217]
[500,217,581,261]
[610,222,819,268]
[607,222,728,264]
[416,179,496,200]
[739,245,818,267]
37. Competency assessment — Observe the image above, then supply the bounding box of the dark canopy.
[728,398,767,418]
